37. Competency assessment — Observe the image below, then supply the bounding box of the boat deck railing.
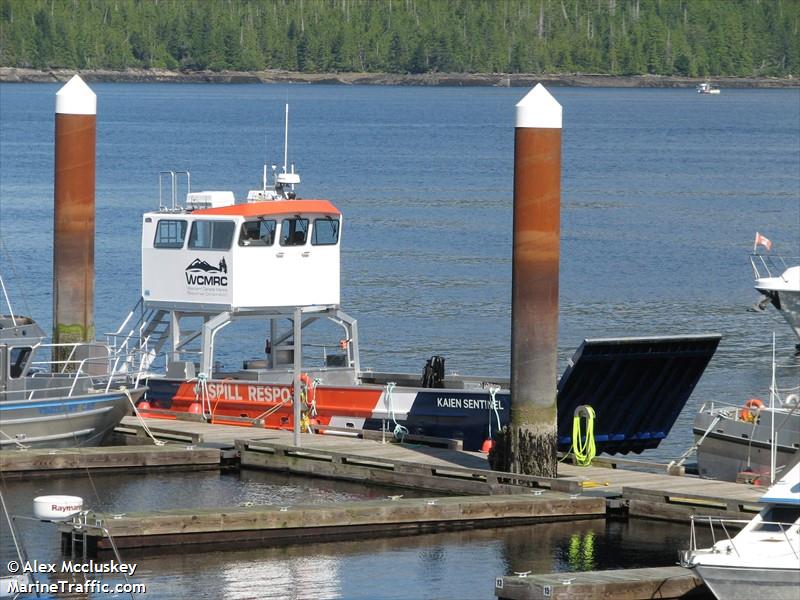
[749,252,799,281]
[685,514,800,561]
[701,396,800,418]
[2,342,148,401]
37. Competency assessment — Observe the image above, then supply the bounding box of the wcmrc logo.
[185,258,228,286]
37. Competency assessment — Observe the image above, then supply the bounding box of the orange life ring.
[299,373,316,406]
[739,398,764,423]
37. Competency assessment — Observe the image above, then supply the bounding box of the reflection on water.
[1,470,701,600]
[566,530,596,571]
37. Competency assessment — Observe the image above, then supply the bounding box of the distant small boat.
[697,82,721,95]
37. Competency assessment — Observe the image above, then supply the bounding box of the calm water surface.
[1,470,698,600]
[0,83,798,598]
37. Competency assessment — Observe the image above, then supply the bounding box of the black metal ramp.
[556,334,722,455]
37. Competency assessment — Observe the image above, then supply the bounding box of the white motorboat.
[683,460,800,600]
[751,253,800,347]
[697,82,721,94]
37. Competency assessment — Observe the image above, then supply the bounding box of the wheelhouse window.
[279,218,309,246]
[153,219,187,249]
[188,220,235,250]
[312,217,340,246]
[9,346,32,378]
[239,220,277,247]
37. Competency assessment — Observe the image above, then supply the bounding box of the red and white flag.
[754,232,772,251]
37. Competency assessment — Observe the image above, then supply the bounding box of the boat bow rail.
[750,253,800,284]
[683,514,800,565]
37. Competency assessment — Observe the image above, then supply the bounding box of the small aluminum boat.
[0,307,146,449]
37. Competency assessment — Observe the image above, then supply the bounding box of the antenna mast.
[283,103,289,174]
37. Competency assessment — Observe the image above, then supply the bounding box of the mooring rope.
[385,382,409,443]
[196,372,210,417]
[487,386,502,438]
[0,428,30,450]
[123,387,166,446]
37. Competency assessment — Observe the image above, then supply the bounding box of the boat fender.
[782,393,799,408]
[739,398,764,423]
[300,412,312,433]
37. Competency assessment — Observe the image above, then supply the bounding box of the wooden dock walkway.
[495,566,710,600]
[62,492,605,555]
[110,416,767,520]
[0,444,219,477]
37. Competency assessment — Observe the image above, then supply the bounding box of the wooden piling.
[53,75,96,347]
[493,84,562,477]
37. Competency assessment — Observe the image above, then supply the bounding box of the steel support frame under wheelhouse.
[144,303,361,381]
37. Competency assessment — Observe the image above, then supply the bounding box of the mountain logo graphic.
[186,257,227,273]
[185,257,228,286]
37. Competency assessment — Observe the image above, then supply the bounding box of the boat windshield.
[279,218,309,246]
[754,505,800,531]
[188,220,236,250]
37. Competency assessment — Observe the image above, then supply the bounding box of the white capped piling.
[491,84,562,477]
[53,75,97,349]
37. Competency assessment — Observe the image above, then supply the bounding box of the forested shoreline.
[2,66,798,88]
[1,0,798,78]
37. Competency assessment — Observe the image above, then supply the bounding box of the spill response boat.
[111,117,721,454]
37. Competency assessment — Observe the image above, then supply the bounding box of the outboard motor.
[421,355,446,388]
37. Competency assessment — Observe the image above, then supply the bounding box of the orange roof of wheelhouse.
[193,200,341,217]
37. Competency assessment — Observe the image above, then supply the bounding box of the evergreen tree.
[0,0,796,77]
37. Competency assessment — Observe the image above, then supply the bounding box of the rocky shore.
[1,67,796,88]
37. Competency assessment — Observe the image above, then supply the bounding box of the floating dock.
[62,493,605,555]
[495,566,709,599]
[0,444,219,477]
[112,416,766,520]
[2,415,763,522]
